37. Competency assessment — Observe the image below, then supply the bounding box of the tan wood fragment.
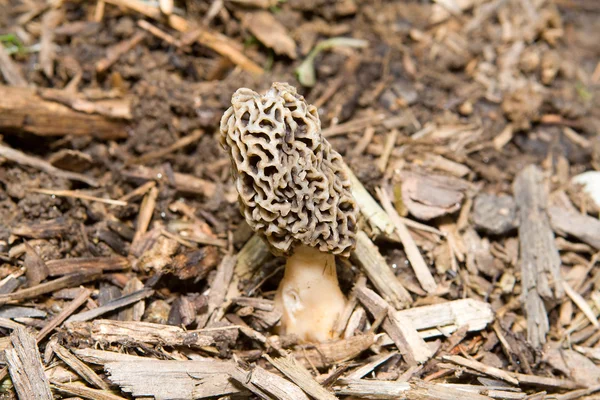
[442,355,518,385]
[129,129,204,165]
[0,271,100,306]
[356,286,432,365]
[4,327,53,400]
[265,354,338,400]
[514,165,563,348]
[51,381,127,400]
[230,365,310,400]
[46,257,130,277]
[131,186,159,250]
[0,86,127,140]
[122,165,216,197]
[66,319,214,349]
[53,343,110,390]
[102,358,246,399]
[36,288,91,342]
[352,230,412,309]
[378,187,438,294]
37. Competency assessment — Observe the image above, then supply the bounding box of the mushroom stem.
[274,245,347,342]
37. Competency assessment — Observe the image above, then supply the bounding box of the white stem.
[274,245,347,342]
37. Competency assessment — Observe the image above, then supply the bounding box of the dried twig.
[0,144,98,186]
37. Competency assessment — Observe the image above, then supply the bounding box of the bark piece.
[549,206,600,249]
[104,358,246,399]
[0,85,127,139]
[65,319,214,349]
[4,327,53,400]
[472,193,518,235]
[46,256,130,277]
[513,165,563,348]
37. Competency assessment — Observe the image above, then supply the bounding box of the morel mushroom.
[220,82,359,342]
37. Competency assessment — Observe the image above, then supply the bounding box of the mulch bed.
[1,0,600,399]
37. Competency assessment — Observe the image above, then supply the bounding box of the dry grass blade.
[0,44,27,87]
[129,129,204,165]
[27,188,127,206]
[562,281,599,328]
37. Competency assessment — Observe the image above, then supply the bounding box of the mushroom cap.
[220,82,358,257]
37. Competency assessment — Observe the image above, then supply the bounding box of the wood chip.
[377,187,437,294]
[51,381,127,400]
[4,327,53,400]
[357,286,433,365]
[103,357,245,399]
[0,270,101,306]
[231,364,310,400]
[443,355,519,385]
[46,257,130,277]
[243,11,297,59]
[0,85,126,140]
[352,230,412,309]
[514,165,563,348]
[549,206,600,250]
[66,319,214,349]
[53,343,110,390]
[265,354,338,400]
[122,165,216,197]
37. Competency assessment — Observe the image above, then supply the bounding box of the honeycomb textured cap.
[220,82,358,257]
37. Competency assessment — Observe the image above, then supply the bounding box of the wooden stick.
[51,381,127,400]
[53,343,110,390]
[36,288,91,342]
[27,188,127,206]
[96,31,146,73]
[129,129,204,165]
[377,187,437,294]
[137,20,180,47]
[442,355,519,385]
[131,186,159,249]
[0,271,101,306]
[0,85,126,140]
[0,144,98,186]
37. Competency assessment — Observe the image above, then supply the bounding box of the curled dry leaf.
[243,11,297,59]
[400,171,472,221]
